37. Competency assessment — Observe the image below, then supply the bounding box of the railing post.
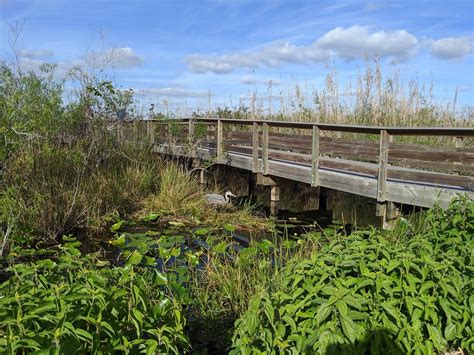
[262,122,269,174]
[377,129,389,202]
[167,121,173,151]
[455,136,464,148]
[311,125,320,187]
[252,122,259,173]
[217,118,223,163]
[146,120,154,145]
[188,118,195,156]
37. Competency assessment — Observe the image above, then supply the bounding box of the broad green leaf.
[316,303,332,325]
[444,322,457,341]
[126,250,142,266]
[340,316,357,343]
[336,300,348,317]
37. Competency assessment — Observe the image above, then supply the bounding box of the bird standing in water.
[205,191,236,205]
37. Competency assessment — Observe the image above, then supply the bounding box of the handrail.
[118,117,473,210]
[138,117,474,137]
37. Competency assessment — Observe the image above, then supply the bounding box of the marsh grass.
[2,130,161,242]
[187,231,324,351]
[143,163,271,230]
[144,163,204,216]
[192,60,472,147]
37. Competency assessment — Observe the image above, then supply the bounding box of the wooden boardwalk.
[131,118,474,209]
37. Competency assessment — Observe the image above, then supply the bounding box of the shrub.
[1,141,160,240]
[0,236,190,353]
[231,198,474,354]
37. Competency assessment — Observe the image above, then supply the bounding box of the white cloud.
[185,26,417,74]
[266,77,281,86]
[240,75,281,86]
[19,48,54,59]
[240,75,256,85]
[19,56,85,78]
[17,46,143,78]
[316,26,418,60]
[186,41,329,74]
[135,87,210,98]
[430,36,473,59]
[106,47,143,68]
[89,47,143,68]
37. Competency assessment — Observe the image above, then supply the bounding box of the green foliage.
[0,237,189,354]
[0,64,64,164]
[86,80,136,119]
[231,198,474,354]
[1,141,160,240]
[0,63,160,243]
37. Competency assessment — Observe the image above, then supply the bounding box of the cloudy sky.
[1,0,473,111]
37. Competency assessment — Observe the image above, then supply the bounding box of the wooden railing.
[120,117,474,207]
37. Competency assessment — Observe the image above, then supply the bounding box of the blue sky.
[1,0,473,113]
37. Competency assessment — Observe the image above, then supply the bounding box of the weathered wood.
[256,174,277,186]
[179,117,474,136]
[153,144,474,209]
[133,120,139,140]
[228,130,474,155]
[375,202,386,217]
[262,122,269,175]
[271,185,280,201]
[200,169,207,185]
[188,118,195,155]
[252,122,259,172]
[217,119,223,162]
[226,131,474,174]
[149,117,474,210]
[146,121,154,143]
[222,144,474,190]
[311,125,320,187]
[270,201,279,216]
[377,130,389,201]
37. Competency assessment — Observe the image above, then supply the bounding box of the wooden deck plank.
[152,144,473,208]
[222,144,473,190]
[224,132,474,174]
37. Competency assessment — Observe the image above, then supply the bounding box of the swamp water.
[99,201,348,272]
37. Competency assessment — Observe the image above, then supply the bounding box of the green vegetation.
[0,236,189,354]
[231,198,474,354]
[0,58,473,354]
[1,197,472,353]
[143,163,269,229]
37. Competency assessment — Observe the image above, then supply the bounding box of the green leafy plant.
[231,198,474,354]
[0,236,190,354]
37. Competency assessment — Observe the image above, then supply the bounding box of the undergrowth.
[0,236,190,354]
[231,197,474,354]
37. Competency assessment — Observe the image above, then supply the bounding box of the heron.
[205,191,236,205]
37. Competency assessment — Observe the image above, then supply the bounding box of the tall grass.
[207,60,473,128]
[184,60,473,147]
[187,230,324,351]
[143,163,270,229]
[144,163,204,216]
